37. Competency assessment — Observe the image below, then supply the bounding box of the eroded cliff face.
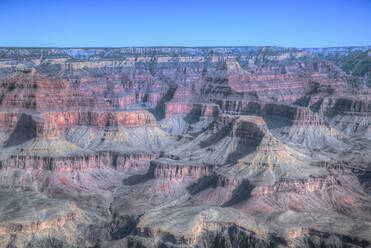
[0,47,370,248]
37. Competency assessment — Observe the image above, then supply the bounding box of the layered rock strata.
[0,47,370,247]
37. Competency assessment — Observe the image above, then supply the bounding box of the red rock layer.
[226,59,347,103]
[41,110,156,130]
[34,118,60,138]
[72,73,168,109]
[165,102,219,121]
[251,175,338,197]
[0,152,158,172]
[0,110,156,137]
[151,160,212,181]
[0,72,109,111]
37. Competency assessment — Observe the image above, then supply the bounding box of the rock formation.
[0,46,370,247]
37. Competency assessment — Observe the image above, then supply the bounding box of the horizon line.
[0,45,370,49]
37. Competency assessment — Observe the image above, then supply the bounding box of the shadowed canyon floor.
[0,47,370,247]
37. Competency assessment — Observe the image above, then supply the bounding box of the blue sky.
[0,0,370,47]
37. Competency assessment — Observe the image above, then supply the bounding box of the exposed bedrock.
[0,190,93,248]
[71,72,169,110]
[186,167,371,223]
[206,115,267,148]
[41,110,156,129]
[165,102,219,122]
[0,110,156,139]
[306,96,371,137]
[0,210,77,235]
[214,100,326,125]
[210,101,347,149]
[151,159,213,181]
[0,151,158,172]
[225,58,347,102]
[248,176,371,220]
[189,172,341,201]
[309,96,371,116]
[121,205,371,248]
[251,175,338,197]
[1,113,37,146]
[0,47,370,247]
[0,72,109,110]
[168,114,306,167]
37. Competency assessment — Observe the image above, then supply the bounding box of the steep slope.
[0,47,370,248]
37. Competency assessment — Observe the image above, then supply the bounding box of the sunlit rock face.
[0,47,370,247]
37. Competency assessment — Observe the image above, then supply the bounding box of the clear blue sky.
[0,0,370,47]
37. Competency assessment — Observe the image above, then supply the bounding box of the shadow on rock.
[222,179,254,207]
[187,174,218,195]
[150,85,177,120]
[4,113,36,148]
[110,215,141,241]
[184,104,202,124]
[199,121,235,148]
[123,163,155,186]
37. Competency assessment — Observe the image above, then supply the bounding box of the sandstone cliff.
[0,47,370,248]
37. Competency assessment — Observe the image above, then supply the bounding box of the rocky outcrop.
[0,212,77,234]
[0,110,156,141]
[152,159,212,181]
[307,96,371,137]
[0,72,109,111]
[0,151,158,172]
[165,102,219,121]
[214,101,326,125]
[225,58,346,102]
[0,47,370,248]
[251,175,338,197]
[0,190,92,248]
[41,110,156,130]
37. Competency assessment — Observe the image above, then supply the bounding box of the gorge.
[0,46,370,247]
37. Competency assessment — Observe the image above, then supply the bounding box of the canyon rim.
[0,46,370,247]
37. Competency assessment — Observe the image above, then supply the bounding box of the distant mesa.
[0,47,370,248]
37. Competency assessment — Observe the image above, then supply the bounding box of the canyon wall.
[0,47,370,248]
